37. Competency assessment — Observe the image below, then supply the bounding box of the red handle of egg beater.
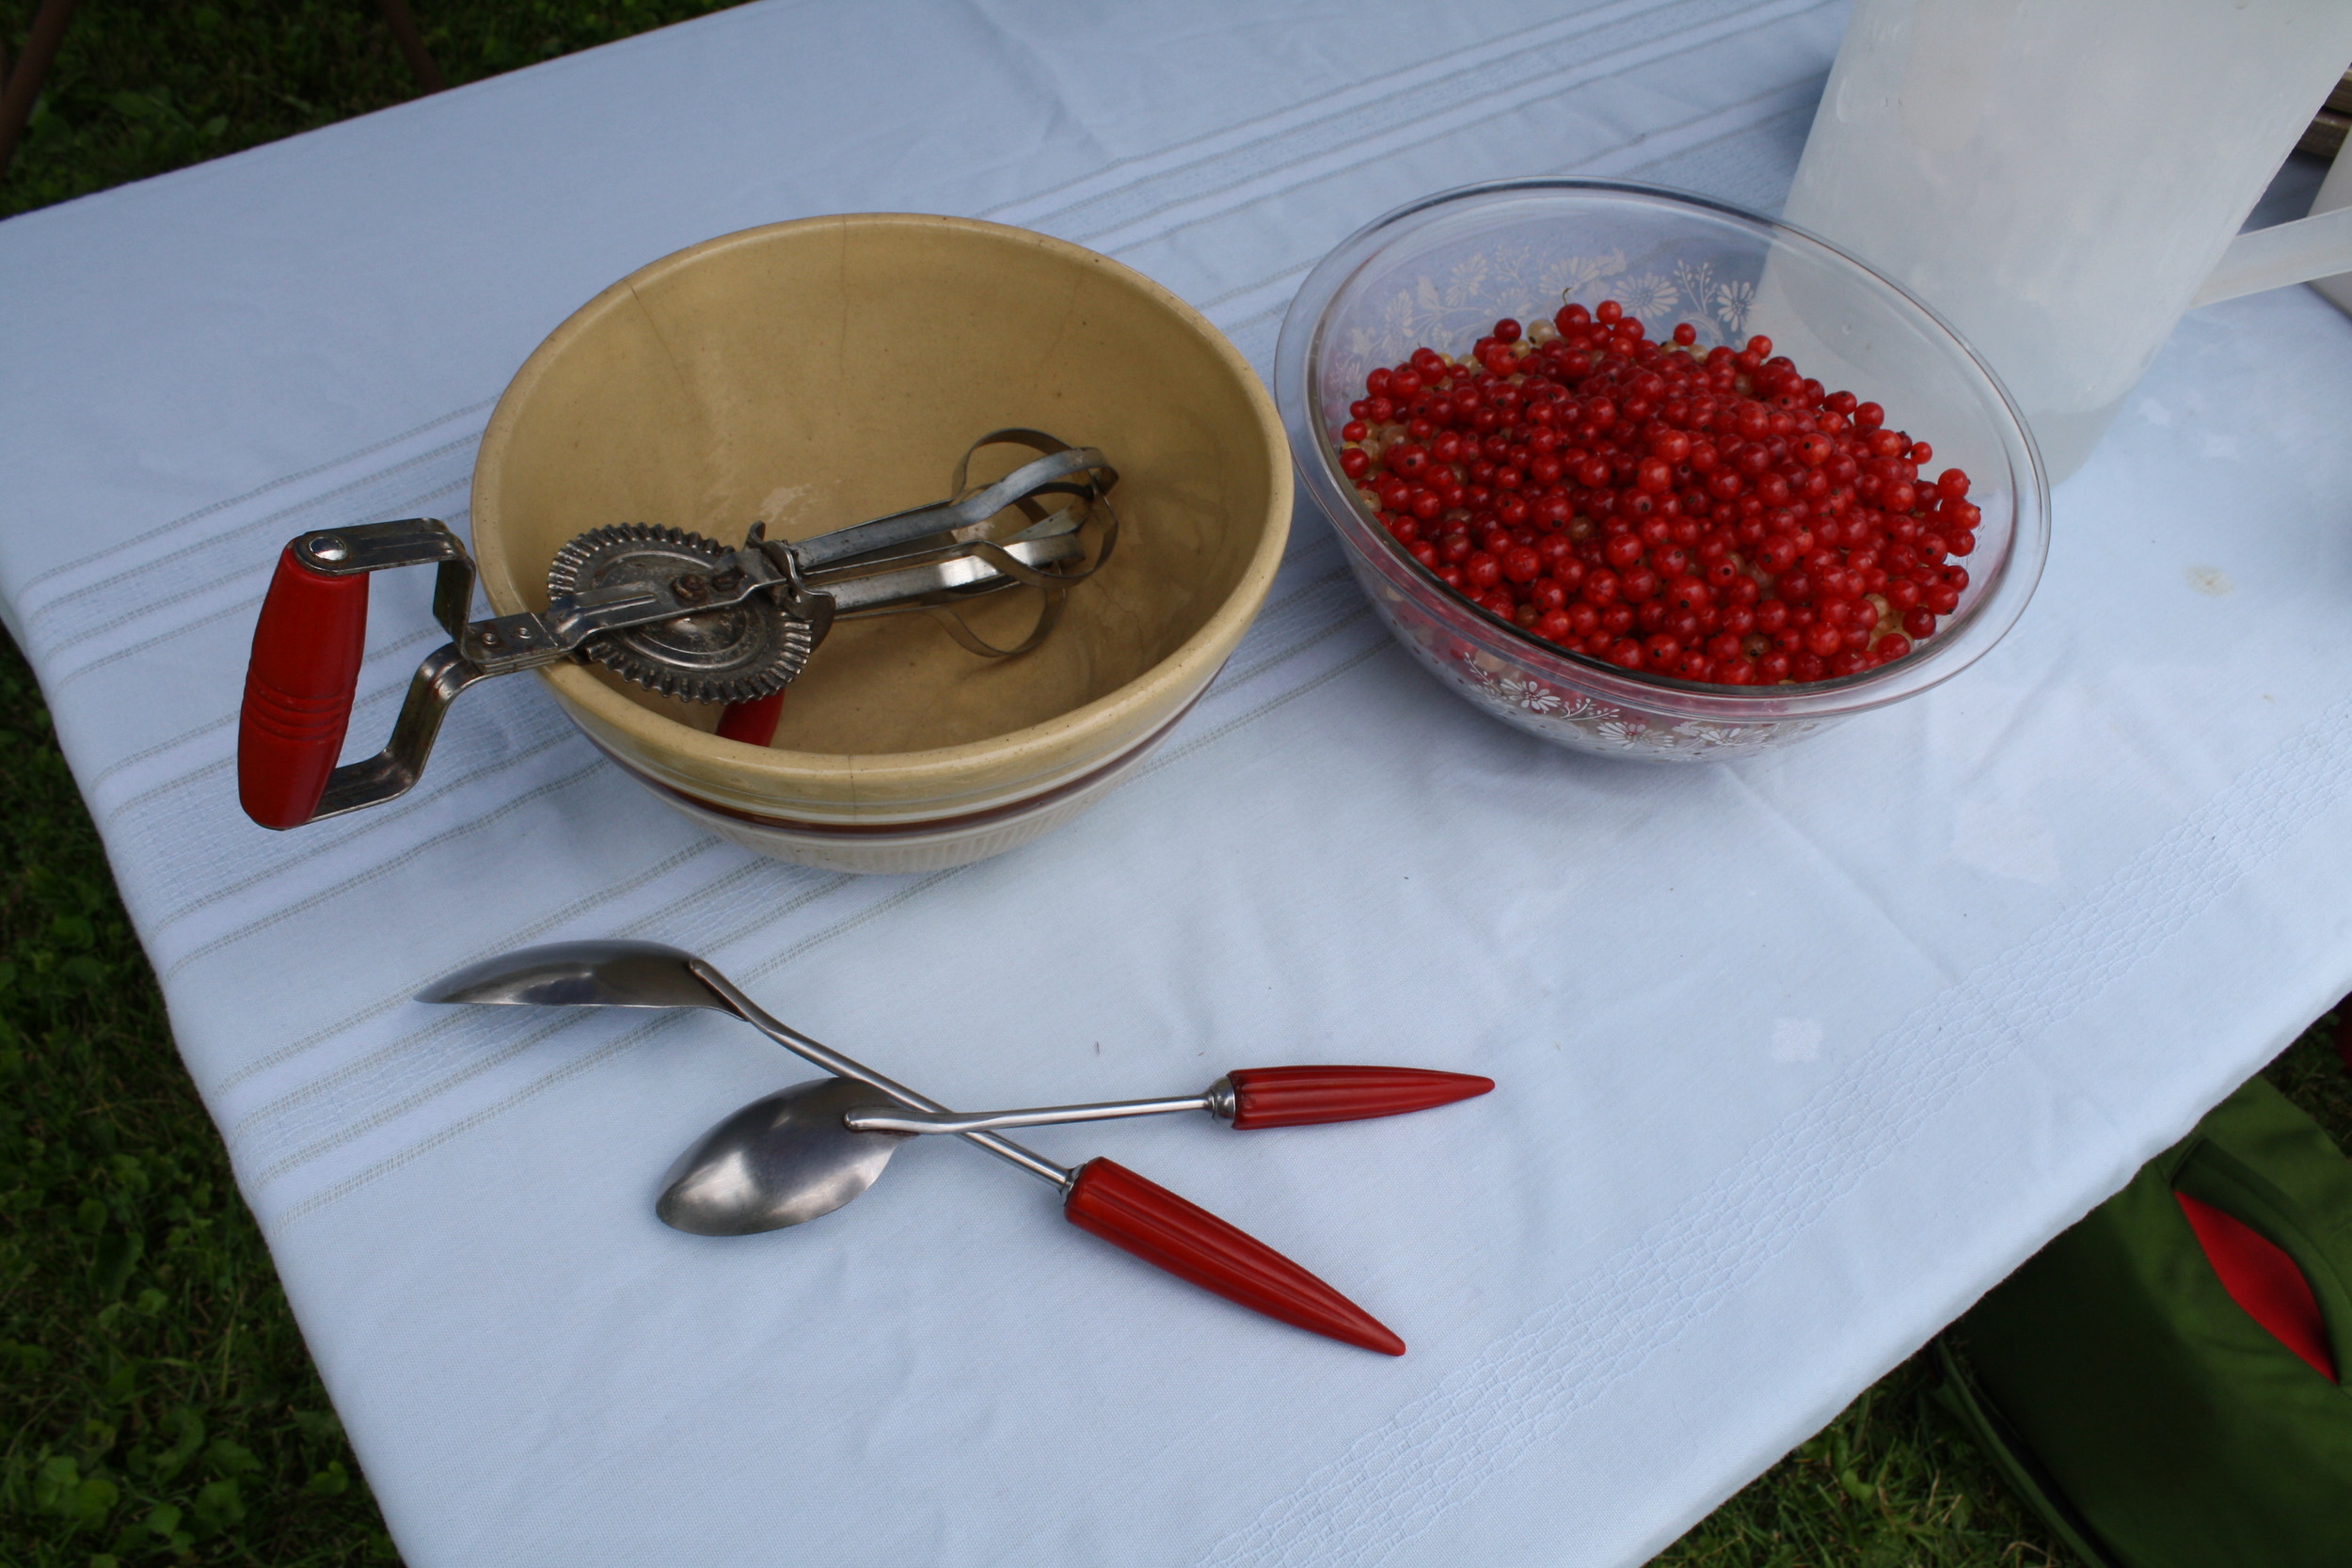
[1061,1158,1405,1354]
[716,689,787,747]
[1224,1066,1494,1130]
[239,546,371,830]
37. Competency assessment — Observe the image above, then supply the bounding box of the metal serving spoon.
[418,941,1408,1353]
[421,942,1488,1211]
[671,1064,1490,1231]
[841,1066,1493,1135]
[415,938,1062,1198]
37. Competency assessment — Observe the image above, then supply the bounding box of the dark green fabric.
[1931,1338,2123,1568]
[1941,1078,2352,1568]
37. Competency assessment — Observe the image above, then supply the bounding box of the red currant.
[1343,318,1963,686]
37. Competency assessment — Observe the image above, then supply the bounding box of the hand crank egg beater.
[238,430,1116,830]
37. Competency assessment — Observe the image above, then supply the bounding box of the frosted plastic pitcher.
[1783,0,2352,483]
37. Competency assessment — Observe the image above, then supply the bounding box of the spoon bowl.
[416,940,723,1011]
[657,1077,910,1235]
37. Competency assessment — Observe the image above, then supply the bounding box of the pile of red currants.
[1335,300,1980,685]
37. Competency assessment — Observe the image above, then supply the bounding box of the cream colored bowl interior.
[470,214,1288,818]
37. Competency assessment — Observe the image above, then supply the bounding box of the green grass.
[1651,1357,2063,1568]
[3,6,2348,1563]
[1,633,394,1564]
[0,1,747,222]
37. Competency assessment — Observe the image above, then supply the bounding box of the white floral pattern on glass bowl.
[1274,179,2048,762]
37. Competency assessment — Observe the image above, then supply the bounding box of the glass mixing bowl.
[1274,179,2048,761]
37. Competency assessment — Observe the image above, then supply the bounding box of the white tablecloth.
[7,2,2352,1563]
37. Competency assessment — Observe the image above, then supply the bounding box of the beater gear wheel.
[547,524,814,703]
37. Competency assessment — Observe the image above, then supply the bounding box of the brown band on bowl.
[588,684,1204,839]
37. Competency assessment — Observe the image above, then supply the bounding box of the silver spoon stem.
[846,1095,1216,1136]
[684,960,1073,1189]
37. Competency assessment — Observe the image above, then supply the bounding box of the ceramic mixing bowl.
[470,214,1290,871]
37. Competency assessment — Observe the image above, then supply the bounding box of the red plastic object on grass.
[1063,1158,1406,1354]
[239,546,370,830]
[2175,1190,2338,1380]
[1226,1066,1492,1130]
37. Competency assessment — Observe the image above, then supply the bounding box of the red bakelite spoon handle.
[239,546,370,830]
[1225,1066,1493,1131]
[715,689,787,747]
[1062,1158,1405,1355]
